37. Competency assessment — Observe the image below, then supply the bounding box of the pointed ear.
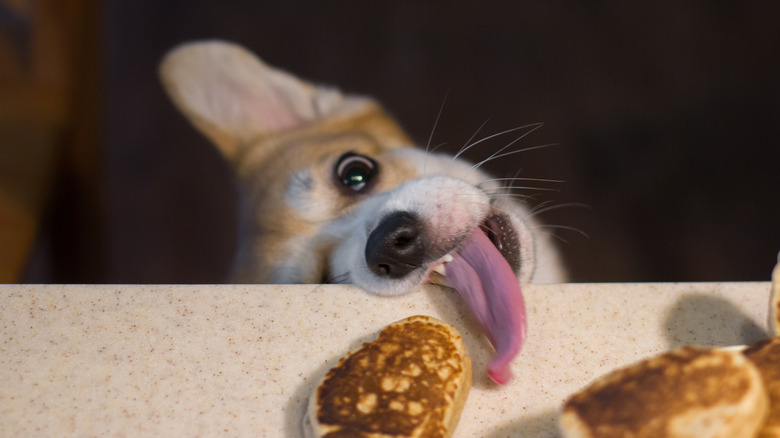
[159,40,348,160]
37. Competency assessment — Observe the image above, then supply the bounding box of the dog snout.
[365,211,425,279]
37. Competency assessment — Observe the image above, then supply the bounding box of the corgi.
[160,41,565,383]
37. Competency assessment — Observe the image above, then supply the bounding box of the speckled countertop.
[0,283,772,437]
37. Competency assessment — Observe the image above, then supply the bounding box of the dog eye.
[334,152,378,193]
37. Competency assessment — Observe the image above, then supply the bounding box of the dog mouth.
[426,212,521,280]
[355,196,528,385]
[426,212,527,385]
[480,213,521,273]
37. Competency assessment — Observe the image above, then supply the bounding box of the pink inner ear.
[247,101,301,131]
[163,41,323,149]
[217,77,304,133]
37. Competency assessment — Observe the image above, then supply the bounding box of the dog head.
[160,40,561,288]
[161,41,564,382]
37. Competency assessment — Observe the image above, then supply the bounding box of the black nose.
[365,211,425,278]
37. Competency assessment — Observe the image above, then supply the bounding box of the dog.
[160,41,565,383]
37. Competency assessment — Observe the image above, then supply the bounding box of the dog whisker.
[480,202,521,217]
[537,224,590,239]
[479,176,565,185]
[483,185,560,193]
[481,143,560,167]
[426,91,449,153]
[453,195,541,216]
[445,196,524,215]
[330,272,352,284]
[429,141,449,154]
[528,199,556,215]
[489,169,535,195]
[529,222,590,247]
[425,91,450,175]
[487,193,538,202]
[454,122,543,163]
[162,41,567,296]
[541,229,572,245]
[453,117,491,160]
[453,192,541,205]
[529,202,592,218]
[469,123,545,171]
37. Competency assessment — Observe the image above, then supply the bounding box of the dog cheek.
[329,237,363,284]
[284,169,336,222]
[500,204,537,284]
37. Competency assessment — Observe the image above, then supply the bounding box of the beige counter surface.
[0,283,773,437]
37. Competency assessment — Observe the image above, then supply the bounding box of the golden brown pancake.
[303,315,471,438]
[560,346,768,438]
[770,254,779,337]
[744,337,780,438]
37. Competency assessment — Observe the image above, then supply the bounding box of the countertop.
[0,283,773,437]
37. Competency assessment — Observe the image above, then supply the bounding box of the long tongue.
[445,227,527,385]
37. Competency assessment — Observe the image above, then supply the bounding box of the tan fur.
[160,40,565,288]
[231,108,422,283]
[161,42,421,283]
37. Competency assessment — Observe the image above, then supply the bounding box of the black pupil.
[333,152,378,193]
[336,153,377,192]
[343,164,369,186]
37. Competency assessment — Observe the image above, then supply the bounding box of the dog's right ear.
[159,40,354,160]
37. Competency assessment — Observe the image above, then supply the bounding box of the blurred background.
[2,1,779,283]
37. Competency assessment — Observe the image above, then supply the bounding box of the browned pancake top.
[774,298,780,334]
[315,317,465,437]
[744,337,780,438]
[564,347,755,437]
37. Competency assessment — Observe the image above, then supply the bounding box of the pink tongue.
[445,228,527,385]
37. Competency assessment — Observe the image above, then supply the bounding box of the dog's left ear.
[159,40,355,161]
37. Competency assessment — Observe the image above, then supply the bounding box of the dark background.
[23,1,780,283]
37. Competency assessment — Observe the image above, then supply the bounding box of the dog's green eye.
[335,152,378,193]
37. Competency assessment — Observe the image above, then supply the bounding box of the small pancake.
[560,346,768,438]
[303,315,471,438]
[744,337,780,438]
[770,253,779,336]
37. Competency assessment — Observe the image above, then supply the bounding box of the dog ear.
[159,40,349,160]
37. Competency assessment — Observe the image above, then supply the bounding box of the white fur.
[328,175,489,295]
[160,41,566,292]
[322,148,558,295]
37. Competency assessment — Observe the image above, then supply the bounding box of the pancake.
[744,337,780,438]
[770,253,779,336]
[560,346,768,438]
[303,315,471,438]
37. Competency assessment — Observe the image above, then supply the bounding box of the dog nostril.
[365,211,425,279]
[393,233,414,248]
